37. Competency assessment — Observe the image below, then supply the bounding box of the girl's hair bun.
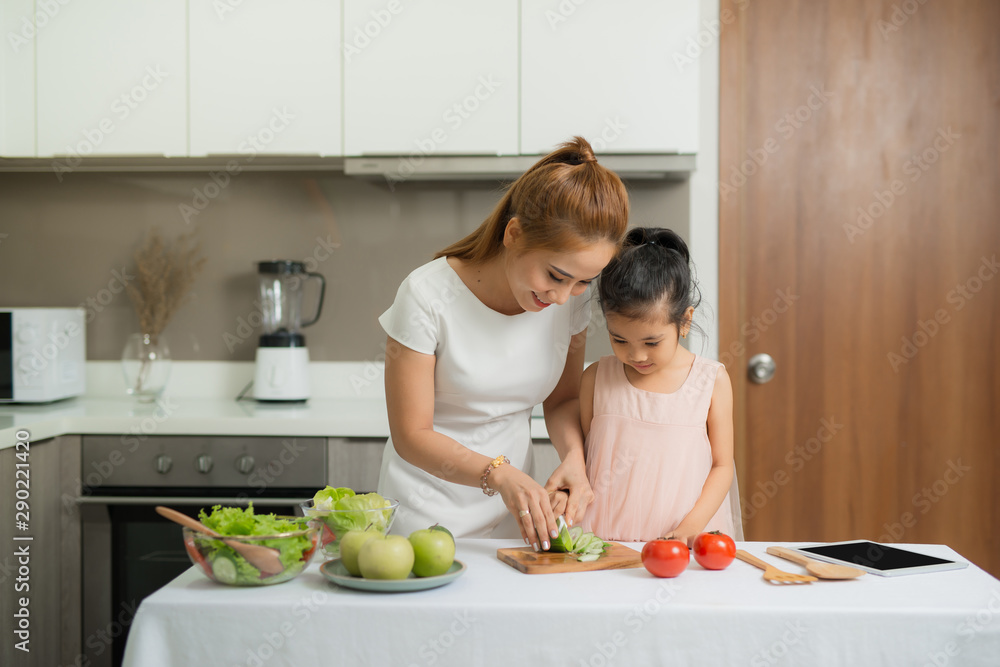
[623,227,691,263]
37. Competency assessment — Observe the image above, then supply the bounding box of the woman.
[377,137,630,551]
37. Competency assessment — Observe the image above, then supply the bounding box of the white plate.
[320,559,466,592]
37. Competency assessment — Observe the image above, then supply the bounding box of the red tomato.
[320,523,336,546]
[692,531,736,570]
[184,535,212,577]
[641,539,690,578]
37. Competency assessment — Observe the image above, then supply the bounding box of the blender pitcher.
[253,261,326,401]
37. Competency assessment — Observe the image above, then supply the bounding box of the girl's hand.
[490,465,559,551]
[548,489,569,517]
[544,458,595,526]
[665,527,700,548]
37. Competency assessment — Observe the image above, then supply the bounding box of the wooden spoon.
[766,546,866,579]
[156,506,284,575]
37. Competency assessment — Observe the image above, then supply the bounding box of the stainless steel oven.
[77,435,327,667]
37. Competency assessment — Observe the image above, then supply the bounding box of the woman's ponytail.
[436,137,628,262]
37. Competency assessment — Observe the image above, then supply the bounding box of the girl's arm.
[541,330,595,525]
[385,337,559,550]
[579,361,598,440]
[667,366,736,545]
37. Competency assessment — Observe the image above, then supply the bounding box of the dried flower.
[125,228,205,342]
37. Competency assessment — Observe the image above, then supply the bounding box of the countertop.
[0,361,552,448]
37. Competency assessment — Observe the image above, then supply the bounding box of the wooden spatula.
[735,549,818,584]
[766,546,865,579]
[156,506,284,575]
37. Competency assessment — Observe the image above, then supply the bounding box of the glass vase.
[121,333,171,402]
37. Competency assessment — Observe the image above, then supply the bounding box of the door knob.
[748,353,776,384]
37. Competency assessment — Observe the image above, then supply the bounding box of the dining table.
[122,539,1000,666]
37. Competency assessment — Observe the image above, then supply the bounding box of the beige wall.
[0,170,689,361]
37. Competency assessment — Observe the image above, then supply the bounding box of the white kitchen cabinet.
[521,0,700,155]
[189,0,342,156]
[0,0,36,156]
[343,0,518,158]
[35,0,187,158]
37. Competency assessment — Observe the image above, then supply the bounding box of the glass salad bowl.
[182,516,319,586]
[300,496,399,560]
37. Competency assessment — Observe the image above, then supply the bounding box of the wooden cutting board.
[497,542,644,574]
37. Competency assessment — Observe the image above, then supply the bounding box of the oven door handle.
[75,495,313,506]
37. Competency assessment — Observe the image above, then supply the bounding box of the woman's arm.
[385,336,559,549]
[541,330,595,525]
[666,366,736,545]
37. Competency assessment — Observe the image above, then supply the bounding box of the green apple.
[339,529,380,577]
[358,534,414,580]
[409,528,456,577]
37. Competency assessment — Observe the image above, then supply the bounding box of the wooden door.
[720,0,1000,576]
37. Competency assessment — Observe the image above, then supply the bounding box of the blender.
[252,261,326,401]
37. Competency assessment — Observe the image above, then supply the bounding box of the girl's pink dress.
[582,355,739,542]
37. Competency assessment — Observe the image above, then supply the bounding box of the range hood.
[345,154,696,181]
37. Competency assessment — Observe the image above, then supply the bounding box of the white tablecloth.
[123,540,1000,667]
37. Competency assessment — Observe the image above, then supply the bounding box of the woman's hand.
[544,457,595,526]
[489,465,559,551]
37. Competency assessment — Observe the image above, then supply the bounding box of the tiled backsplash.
[0,170,689,361]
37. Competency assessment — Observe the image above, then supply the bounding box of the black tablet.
[790,540,969,577]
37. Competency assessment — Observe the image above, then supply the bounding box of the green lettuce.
[312,486,356,511]
[310,490,393,536]
[196,504,312,584]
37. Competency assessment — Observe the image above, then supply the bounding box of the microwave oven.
[0,307,86,403]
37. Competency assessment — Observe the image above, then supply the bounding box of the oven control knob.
[196,454,214,474]
[235,455,255,475]
[155,455,173,474]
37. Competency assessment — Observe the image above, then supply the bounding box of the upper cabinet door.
[521,0,700,155]
[0,1,36,157]
[36,0,187,157]
[190,0,342,156]
[343,0,518,157]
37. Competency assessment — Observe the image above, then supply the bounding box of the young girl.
[580,227,743,544]
[378,137,630,551]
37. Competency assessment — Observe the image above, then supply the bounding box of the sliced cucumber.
[211,553,239,585]
[547,516,610,561]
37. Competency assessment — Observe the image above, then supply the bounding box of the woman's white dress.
[377,257,591,538]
